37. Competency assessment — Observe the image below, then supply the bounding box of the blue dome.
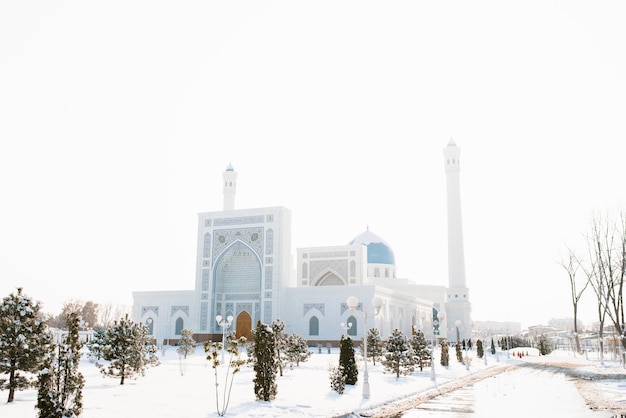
[349,229,396,265]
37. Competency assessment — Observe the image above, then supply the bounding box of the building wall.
[132,290,195,344]
[194,206,292,337]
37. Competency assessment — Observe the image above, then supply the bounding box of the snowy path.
[402,366,611,417]
[362,362,621,418]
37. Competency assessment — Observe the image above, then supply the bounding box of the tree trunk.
[7,369,15,402]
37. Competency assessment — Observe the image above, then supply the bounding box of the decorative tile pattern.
[304,303,325,316]
[142,306,159,316]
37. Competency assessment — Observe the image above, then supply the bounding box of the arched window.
[347,315,357,337]
[175,318,184,335]
[145,318,154,335]
[309,316,319,336]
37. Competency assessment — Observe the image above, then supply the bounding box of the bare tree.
[81,300,100,329]
[578,211,626,362]
[99,303,131,328]
[559,248,590,353]
[59,300,85,329]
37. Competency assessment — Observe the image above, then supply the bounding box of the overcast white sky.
[1,1,625,329]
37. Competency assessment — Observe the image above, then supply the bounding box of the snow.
[1,346,624,417]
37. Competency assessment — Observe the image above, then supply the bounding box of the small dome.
[349,229,396,265]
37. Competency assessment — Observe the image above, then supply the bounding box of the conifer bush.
[440,340,449,366]
[251,321,277,401]
[339,334,358,385]
[92,315,159,385]
[408,329,431,371]
[455,341,463,363]
[329,366,346,394]
[476,339,484,358]
[284,333,311,368]
[382,328,415,378]
[36,312,84,418]
[366,328,384,365]
[0,288,53,403]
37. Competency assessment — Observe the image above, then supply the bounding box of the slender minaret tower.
[223,163,238,211]
[443,140,471,342]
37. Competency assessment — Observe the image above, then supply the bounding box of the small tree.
[176,328,196,376]
[251,321,277,401]
[440,340,449,366]
[86,326,106,361]
[455,341,463,363]
[538,335,553,356]
[476,339,484,358]
[329,366,346,394]
[382,328,415,379]
[36,312,85,418]
[408,330,431,371]
[95,315,159,385]
[176,329,196,359]
[284,333,311,368]
[366,328,384,365]
[339,335,358,385]
[0,288,53,403]
[490,337,496,355]
[271,319,287,377]
[205,336,247,416]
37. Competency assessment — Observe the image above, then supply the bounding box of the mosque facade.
[132,142,471,344]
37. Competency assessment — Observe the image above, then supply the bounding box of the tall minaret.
[223,163,238,211]
[443,140,471,342]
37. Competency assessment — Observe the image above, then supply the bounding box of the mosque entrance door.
[236,311,252,341]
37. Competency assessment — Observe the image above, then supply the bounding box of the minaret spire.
[442,140,471,341]
[222,163,238,211]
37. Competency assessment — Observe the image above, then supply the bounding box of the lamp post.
[215,314,234,363]
[346,295,383,399]
[340,321,353,335]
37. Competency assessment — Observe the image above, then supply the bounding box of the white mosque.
[132,141,471,345]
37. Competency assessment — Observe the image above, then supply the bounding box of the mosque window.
[145,318,153,335]
[374,268,380,277]
[385,268,389,278]
[175,318,184,335]
[302,263,308,279]
[350,260,355,277]
[347,315,357,336]
[309,316,319,336]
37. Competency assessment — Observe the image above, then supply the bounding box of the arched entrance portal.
[236,311,252,342]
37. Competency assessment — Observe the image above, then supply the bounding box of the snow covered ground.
[1,346,625,417]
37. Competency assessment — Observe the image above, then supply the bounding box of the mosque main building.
[132,141,471,344]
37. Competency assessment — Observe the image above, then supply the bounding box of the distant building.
[133,142,472,344]
[472,320,522,337]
